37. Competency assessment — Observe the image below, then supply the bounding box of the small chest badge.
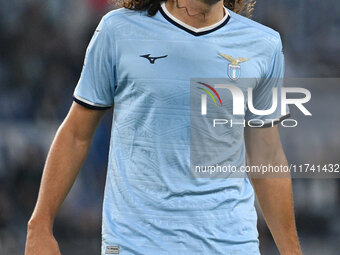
[219,53,249,81]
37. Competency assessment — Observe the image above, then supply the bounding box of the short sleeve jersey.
[74,4,289,255]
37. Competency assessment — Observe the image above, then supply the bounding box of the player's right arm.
[25,102,107,255]
[26,14,115,254]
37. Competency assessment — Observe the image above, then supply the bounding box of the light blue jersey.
[74,4,288,255]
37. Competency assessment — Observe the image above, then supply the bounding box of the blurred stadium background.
[0,0,339,254]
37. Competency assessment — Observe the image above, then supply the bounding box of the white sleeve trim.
[73,94,113,108]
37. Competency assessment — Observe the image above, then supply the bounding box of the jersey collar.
[159,2,230,36]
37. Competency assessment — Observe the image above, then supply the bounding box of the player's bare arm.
[25,103,106,255]
[245,126,303,255]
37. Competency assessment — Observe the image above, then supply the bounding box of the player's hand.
[25,221,61,255]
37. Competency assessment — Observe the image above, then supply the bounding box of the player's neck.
[165,0,225,29]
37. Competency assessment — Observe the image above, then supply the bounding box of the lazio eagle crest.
[219,53,249,80]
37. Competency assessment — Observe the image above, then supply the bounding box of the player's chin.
[199,0,221,6]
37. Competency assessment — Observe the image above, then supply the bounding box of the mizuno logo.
[140,54,168,64]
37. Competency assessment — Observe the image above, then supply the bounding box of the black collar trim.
[159,7,230,36]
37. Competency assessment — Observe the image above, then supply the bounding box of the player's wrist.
[279,245,303,255]
[281,251,302,255]
[27,215,54,233]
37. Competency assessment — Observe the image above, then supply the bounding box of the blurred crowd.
[0,0,339,254]
[0,0,113,253]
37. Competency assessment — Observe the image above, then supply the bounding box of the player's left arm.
[244,126,302,255]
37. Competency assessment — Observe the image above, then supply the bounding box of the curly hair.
[118,0,256,18]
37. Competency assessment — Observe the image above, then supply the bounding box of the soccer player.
[25,0,302,254]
